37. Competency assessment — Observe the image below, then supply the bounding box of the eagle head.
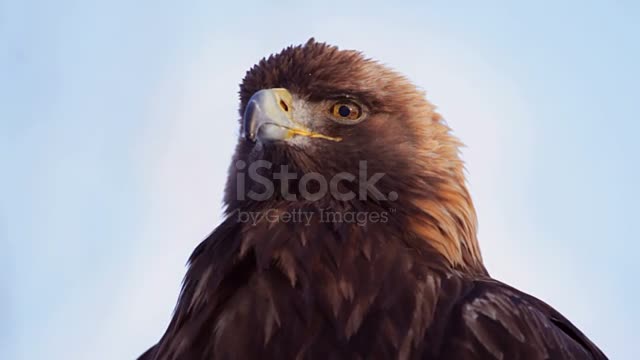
[224,39,485,274]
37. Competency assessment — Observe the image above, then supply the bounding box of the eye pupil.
[330,101,363,122]
[338,105,351,117]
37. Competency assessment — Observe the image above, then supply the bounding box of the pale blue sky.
[2,1,639,359]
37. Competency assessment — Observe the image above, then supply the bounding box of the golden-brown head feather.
[226,39,485,274]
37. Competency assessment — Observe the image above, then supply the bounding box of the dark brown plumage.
[139,39,607,359]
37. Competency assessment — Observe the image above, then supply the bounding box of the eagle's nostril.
[279,99,289,112]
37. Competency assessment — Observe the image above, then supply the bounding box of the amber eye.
[330,102,362,121]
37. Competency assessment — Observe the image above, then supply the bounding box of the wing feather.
[438,279,607,359]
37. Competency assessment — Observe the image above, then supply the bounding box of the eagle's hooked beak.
[242,88,342,143]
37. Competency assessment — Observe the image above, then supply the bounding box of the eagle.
[139,39,607,359]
